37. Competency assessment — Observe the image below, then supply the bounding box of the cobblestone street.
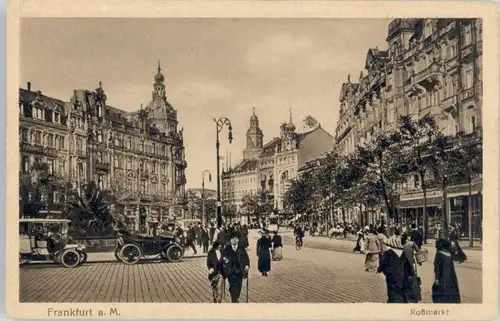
[19,231,482,303]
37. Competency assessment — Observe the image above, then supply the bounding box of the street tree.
[428,133,458,238]
[396,114,442,242]
[355,131,410,224]
[284,169,317,215]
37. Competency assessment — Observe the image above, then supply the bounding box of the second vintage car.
[113,226,184,265]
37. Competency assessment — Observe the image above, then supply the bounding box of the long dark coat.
[432,251,461,303]
[377,249,416,303]
[256,237,272,273]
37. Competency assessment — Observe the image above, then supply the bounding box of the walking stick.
[222,279,226,302]
[246,275,249,303]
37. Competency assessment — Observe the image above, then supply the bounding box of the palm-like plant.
[67,181,126,237]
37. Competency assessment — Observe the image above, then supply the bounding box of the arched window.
[127,137,132,149]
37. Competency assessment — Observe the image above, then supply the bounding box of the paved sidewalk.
[279,230,482,268]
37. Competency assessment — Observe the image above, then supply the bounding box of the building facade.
[19,63,188,233]
[222,109,333,224]
[334,19,483,237]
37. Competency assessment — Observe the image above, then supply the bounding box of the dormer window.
[54,112,60,123]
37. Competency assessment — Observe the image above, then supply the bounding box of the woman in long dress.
[364,226,381,271]
[432,238,461,303]
[271,231,283,261]
[256,230,272,276]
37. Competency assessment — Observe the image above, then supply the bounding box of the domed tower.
[147,60,178,135]
[281,107,297,151]
[243,107,264,160]
[153,60,166,99]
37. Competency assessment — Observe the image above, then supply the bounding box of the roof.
[19,88,68,113]
[231,159,258,174]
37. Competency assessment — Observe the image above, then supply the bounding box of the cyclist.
[293,225,305,249]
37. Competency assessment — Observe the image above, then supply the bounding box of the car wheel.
[60,249,81,268]
[120,244,141,265]
[165,245,184,263]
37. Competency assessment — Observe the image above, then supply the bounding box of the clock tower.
[243,108,264,160]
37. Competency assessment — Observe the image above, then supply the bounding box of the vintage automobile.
[19,218,88,268]
[113,226,184,265]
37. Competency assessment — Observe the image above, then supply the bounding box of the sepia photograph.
[5,2,500,319]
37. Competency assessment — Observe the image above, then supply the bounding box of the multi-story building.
[334,19,483,237]
[222,109,333,225]
[19,63,188,232]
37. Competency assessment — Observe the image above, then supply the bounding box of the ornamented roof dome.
[387,18,418,40]
[286,121,296,131]
[155,60,165,83]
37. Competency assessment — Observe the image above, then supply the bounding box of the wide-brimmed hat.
[230,230,241,239]
[258,229,270,236]
[383,236,403,249]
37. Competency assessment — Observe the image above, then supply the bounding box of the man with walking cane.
[221,231,250,303]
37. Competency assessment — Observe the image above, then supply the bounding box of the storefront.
[398,181,482,239]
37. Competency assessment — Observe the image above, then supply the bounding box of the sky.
[20,18,391,190]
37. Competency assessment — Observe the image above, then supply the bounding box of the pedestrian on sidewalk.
[364,225,381,272]
[256,229,272,276]
[221,231,250,303]
[377,226,388,253]
[207,241,223,303]
[209,223,216,243]
[240,225,249,250]
[401,234,422,303]
[377,235,417,303]
[271,230,283,261]
[410,224,423,248]
[353,227,365,254]
[432,238,461,303]
[185,224,197,255]
[201,226,210,254]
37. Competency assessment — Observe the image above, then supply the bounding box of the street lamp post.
[201,169,212,226]
[214,117,233,229]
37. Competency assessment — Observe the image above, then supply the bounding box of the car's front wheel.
[165,244,184,263]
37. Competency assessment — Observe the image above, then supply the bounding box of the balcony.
[139,193,153,202]
[20,142,59,157]
[414,62,444,91]
[441,95,458,113]
[95,161,110,172]
[459,87,475,102]
[174,159,187,168]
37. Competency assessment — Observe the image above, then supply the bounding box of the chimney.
[27,81,31,91]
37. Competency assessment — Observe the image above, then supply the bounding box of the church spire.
[289,106,293,122]
[157,59,161,73]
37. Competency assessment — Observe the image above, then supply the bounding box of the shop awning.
[398,196,443,209]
